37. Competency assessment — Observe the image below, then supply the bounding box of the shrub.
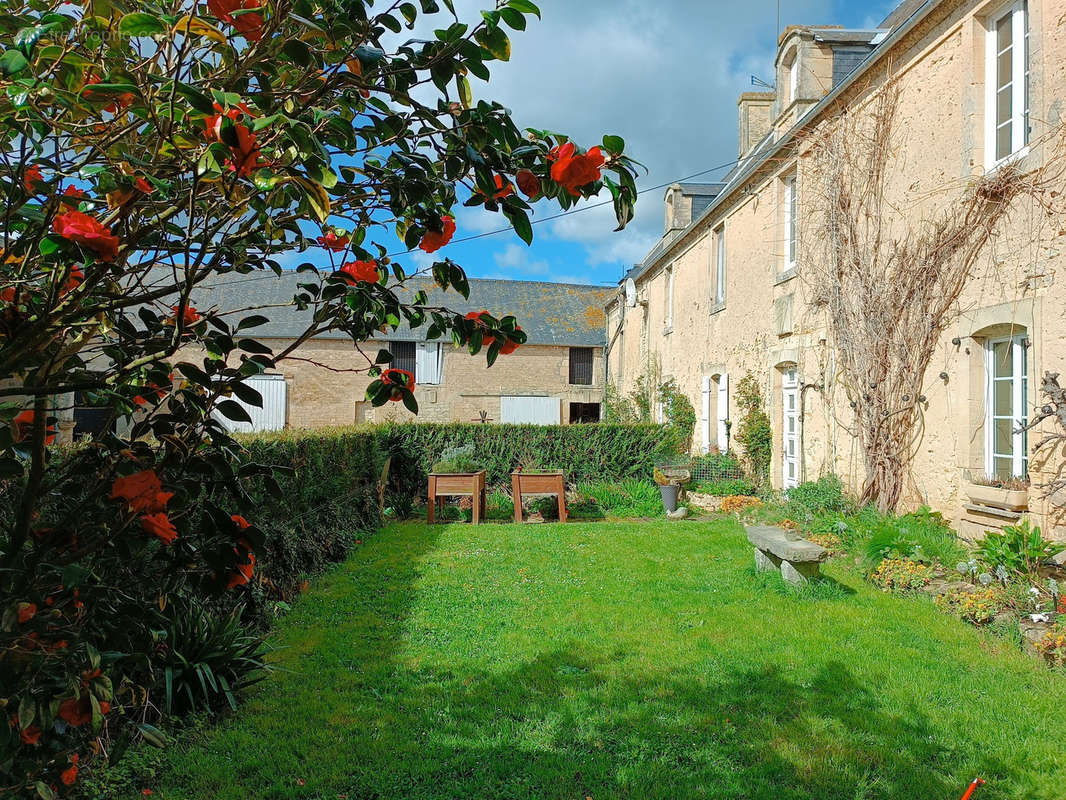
[785,475,854,517]
[377,423,680,508]
[976,520,1065,578]
[153,598,270,715]
[577,480,663,519]
[733,373,773,485]
[485,490,515,521]
[861,507,966,568]
[658,379,697,453]
[869,559,933,593]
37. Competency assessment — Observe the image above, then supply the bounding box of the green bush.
[430,444,480,475]
[784,475,854,518]
[861,507,967,568]
[485,489,515,521]
[239,428,383,610]
[733,373,773,485]
[976,519,1065,578]
[376,423,680,510]
[578,480,663,518]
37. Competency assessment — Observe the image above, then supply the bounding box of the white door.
[782,368,800,489]
[716,373,729,451]
[700,377,712,454]
[215,374,287,433]
[500,396,560,425]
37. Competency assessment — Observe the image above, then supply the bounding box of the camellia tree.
[0,0,638,793]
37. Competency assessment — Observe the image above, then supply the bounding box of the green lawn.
[140,519,1066,799]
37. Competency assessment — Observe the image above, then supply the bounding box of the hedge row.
[374,423,681,513]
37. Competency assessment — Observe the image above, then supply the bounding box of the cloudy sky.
[399,0,898,287]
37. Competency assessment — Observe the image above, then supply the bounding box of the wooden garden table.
[511,470,567,523]
[427,470,486,524]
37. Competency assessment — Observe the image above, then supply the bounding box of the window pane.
[997,84,1013,126]
[994,418,1014,456]
[991,340,1012,377]
[997,49,1012,90]
[994,379,1013,416]
[993,456,1013,481]
[997,14,1012,52]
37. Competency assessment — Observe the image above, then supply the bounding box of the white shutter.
[717,373,729,450]
[416,343,442,385]
[701,376,712,454]
[500,396,560,425]
[214,374,286,433]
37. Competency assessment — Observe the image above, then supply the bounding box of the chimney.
[737,92,775,158]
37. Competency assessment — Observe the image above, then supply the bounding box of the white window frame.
[984,0,1030,171]
[415,342,443,385]
[714,225,726,307]
[785,48,798,106]
[783,174,798,271]
[984,334,1029,480]
[664,266,674,331]
[782,368,800,489]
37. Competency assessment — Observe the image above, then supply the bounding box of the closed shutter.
[500,396,560,425]
[569,347,594,385]
[416,343,442,385]
[701,377,712,454]
[214,374,286,433]
[391,341,416,374]
[717,373,729,449]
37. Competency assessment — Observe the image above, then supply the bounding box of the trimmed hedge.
[237,428,383,607]
[374,423,680,511]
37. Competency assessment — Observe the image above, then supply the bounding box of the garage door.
[214,374,287,433]
[500,396,560,425]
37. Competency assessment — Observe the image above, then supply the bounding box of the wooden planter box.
[964,482,1029,512]
[511,471,567,523]
[428,470,486,524]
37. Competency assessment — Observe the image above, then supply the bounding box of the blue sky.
[378,0,899,288]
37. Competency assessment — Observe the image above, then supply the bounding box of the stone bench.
[745,525,828,585]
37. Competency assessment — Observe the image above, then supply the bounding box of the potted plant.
[964,473,1030,512]
[654,468,681,513]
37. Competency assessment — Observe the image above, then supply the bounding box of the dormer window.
[784,48,799,106]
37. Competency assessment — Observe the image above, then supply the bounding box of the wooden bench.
[744,525,828,585]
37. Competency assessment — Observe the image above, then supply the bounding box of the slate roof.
[190,271,612,347]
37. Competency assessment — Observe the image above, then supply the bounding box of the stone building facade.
[195,275,610,429]
[606,0,1066,539]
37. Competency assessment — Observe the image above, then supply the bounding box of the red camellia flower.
[226,540,256,589]
[479,175,513,200]
[57,697,92,727]
[17,603,36,624]
[135,177,153,194]
[464,310,496,347]
[171,304,202,327]
[231,514,251,530]
[418,216,456,253]
[61,763,79,787]
[99,701,111,715]
[516,169,540,199]
[338,260,379,284]
[500,324,522,355]
[52,210,120,262]
[549,142,605,196]
[110,470,173,513]
[227,123,262,176]
[208,0,264,41]
[13,410,57,445]
[317,232,350,252]
[23,165,44,194]
[381,368,415,401]
[20,725,41,746]
[62,266,85,295]
[204,101,255,141]
[141,513,178,545]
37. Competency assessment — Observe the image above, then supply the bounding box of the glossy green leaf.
[119,12,167,36]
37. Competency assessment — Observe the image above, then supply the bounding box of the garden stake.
[959,778,985,800]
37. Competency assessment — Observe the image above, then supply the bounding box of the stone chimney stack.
[737,92,775,159]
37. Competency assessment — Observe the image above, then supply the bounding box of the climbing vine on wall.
[734,372,773,485]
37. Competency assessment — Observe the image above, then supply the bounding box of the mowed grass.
[142,520,1066,800]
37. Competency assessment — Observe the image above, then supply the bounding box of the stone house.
[606,0,1066,538]
[194,273,611,429]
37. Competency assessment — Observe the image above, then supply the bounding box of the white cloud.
[493,243,550,275]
